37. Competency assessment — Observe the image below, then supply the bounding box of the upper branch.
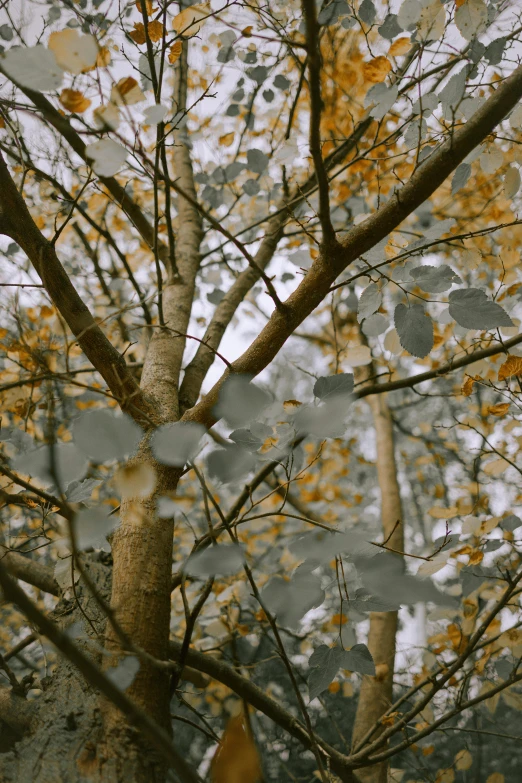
[302,0,336,243]
[0,152,156,426]
[182,63,522,429]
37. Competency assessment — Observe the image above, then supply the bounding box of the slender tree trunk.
[351,393,404,783]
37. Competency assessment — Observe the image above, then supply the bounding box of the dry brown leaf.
[168,41,183,64]
[129,22,147,44]
[487,402,510,416]
[389,37,412,57]
[498,354,522,381]
[111,77,145,106]
[59,89,91,114]
[363,56,392,83]
[210,710,262,783]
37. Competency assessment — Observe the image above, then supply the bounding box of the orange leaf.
[210,711,262,783]
[96,46,112,67]
[487,402,510,416]
[363,56,392,83]
[129,22,147,44]
[461,374,476,396]
[147,20,164,42]
[59,89,91,114]
[168,41,183,64]
[389,37,412,57]
[219,131,235,147]
[498,354,522,382]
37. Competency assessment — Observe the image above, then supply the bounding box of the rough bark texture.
[351,393,404,783]
[0,556,119,783]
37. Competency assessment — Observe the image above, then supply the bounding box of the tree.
[0,0,521,781]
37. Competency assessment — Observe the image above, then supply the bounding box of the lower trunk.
[351,393,404,783]
[99,457,181,782]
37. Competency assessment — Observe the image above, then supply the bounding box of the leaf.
[417,0,446,41]
[358,0,377,25]
[394,303,434,358]
[501,514,522,532]
[455,0,487,42]
[115,463,156,498]
[344,345,372,366]
[219,132,235,147]
[384,328,402,354]
[72,410,142,462]
[362,313,388,337]
[262,567,325,627]
[111,76,146,106]
[59,89,91,114]
[409,265,461,293]
[2,45,63,91]
[13,443,88,490]
[448,289,513,330]
[207,444,255,484]
[366,83,398,120]
[93,103,120,131]
[129,22,147,44]
[172,3,210,37]
[356,552,457,607]
[341,644,376,675]
[398,0,421,30]
[66,478,102,504]
[357,283,382,322]
[246,148,269,173]
[48,29,98,74]
[461,375,477,396]
[210,710,262,783]
[151,422,205,466]
[186,544,245,578]
[498,355,522,381]
[308,645,344,700]
[313,373,354,400]
[389,37,412,57]
[487,402,510,417]
[213,375,272,427]
[363,56,392,83]
[348,588,400,613]
[168,40,182,64]
[451,163,471,195]
[147,20,164,42]
[504,166,521,199]
[143,104,168,125]
[105,655,140,691]
[74,508,117,550]
[85,139,128,177]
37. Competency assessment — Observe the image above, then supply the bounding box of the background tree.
[0,1,522,782]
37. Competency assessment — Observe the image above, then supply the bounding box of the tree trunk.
[351,393,404,783]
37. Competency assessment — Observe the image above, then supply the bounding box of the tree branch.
[0,152,157,426]
[182,64,522,430]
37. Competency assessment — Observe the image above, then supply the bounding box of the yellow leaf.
[429,505,458,519]
[168,41,183,64]
[436,770,455,783]
[96,46,111,67]
[115,463,156,499]
[486,775,505,783]
[455,749,473,770]
[210,710,262,783]
[328,680,340,693]
[363,56,392,83]
[389,37,412,57]
[422,745,435,756]
[219,131,235,147]
[468,549,484,565]
[59,89,91,114]
[487,402,510,416]
[48,29,98,74]
[111,77,145,106]
[242,26,253,37]
[498,354,522,381]
[172,3,210,38]
[136,0,155,13]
